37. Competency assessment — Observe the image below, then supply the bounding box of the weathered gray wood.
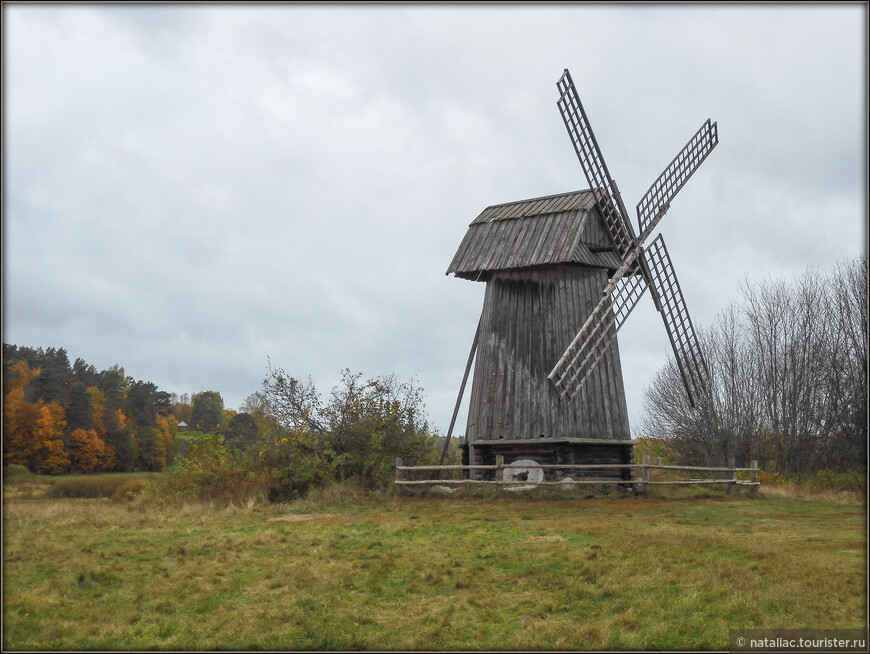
[448,191,618,277]
[647,464,754,472]
[396,479,644,486]
[397,463,757,472]
[466,266,631,446]
[394,478,747,486]
[472,436,637,445]
[727,456,736,495]
[646,480,745,485]
[750,459,759,496]
[641,454,650,495]
[495,455,504,490]
[395,457,402,483]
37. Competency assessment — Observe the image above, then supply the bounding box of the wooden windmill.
[442,69,719,481]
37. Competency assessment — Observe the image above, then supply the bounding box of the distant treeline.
[642,253,867,476]
[2,345,186,474]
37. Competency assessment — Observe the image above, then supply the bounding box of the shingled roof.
[446,190,623,280]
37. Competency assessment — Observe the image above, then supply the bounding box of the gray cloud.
[4,4,866,435]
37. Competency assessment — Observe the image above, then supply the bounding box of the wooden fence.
[395,455,760,494]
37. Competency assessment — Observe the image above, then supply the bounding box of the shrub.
[3,464,32,484]
[798,469,866,493]
[111,478,151,502]
[164,433,267,504]
[759,470,784,486]
[254,431,329,502]
[633,437,680,465]
[258,366,444,490]
[45,475,131,498]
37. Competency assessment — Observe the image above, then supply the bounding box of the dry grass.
[3,487,866,650]
[758,482,865,505]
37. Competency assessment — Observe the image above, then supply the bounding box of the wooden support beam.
[439,313,482,466]
[641,454,650,495]
[750,459,759,496]
[727,456,736,495]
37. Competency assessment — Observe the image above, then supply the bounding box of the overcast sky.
[3,3,867,437]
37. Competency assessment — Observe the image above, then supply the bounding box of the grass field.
[2,484,866,650]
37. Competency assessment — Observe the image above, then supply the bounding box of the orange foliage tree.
[69,428,105,474]
[3,392,43,469]
[31,402,70,474]
[3,360,70,473]
[156,415,177,468]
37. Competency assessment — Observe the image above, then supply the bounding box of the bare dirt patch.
[525,535,564,542]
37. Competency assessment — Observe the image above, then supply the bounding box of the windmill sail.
[636,119,719,241]
[556,69,636,259]
[548,256,648,399]
[550,68,717,408]
[644,235,709,406]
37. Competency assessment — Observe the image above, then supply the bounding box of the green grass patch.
[2,490,865,650]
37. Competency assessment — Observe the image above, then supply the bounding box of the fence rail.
[395,455,760,494]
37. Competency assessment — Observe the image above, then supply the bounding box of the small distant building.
[177,421,189,431]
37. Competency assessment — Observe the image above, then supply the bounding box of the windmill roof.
[446,189,623,280]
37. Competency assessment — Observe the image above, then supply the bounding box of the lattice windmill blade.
[636,119,719,243]
[556,69,637,259]
[644,234,710,407]
[549,256,648,399]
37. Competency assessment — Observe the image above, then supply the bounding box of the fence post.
[641,454,650,494]
[395,457,403,484]
[495,455,504,491]
[750,459,759,496]
[727,456,736,495]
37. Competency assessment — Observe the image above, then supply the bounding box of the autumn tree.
[3,359,43,469]
[4,346,182,473]
[156,415,177,467]
[69,428,105,474]
[31,402,70,474]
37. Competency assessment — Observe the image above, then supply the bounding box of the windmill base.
[461,439,635,483]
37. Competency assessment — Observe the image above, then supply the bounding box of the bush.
[3,464,33,484]
[164,433,267,504]
[798,469,866,493]
[111,478,151,502]
[759,470,784,486]
[633,437,680,465]
[45,475,132,498]
[254,431,329,502]
[258,366,444,490]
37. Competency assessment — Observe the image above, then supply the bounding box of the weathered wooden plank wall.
[461,441,634,481]
[465,264,631,446]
